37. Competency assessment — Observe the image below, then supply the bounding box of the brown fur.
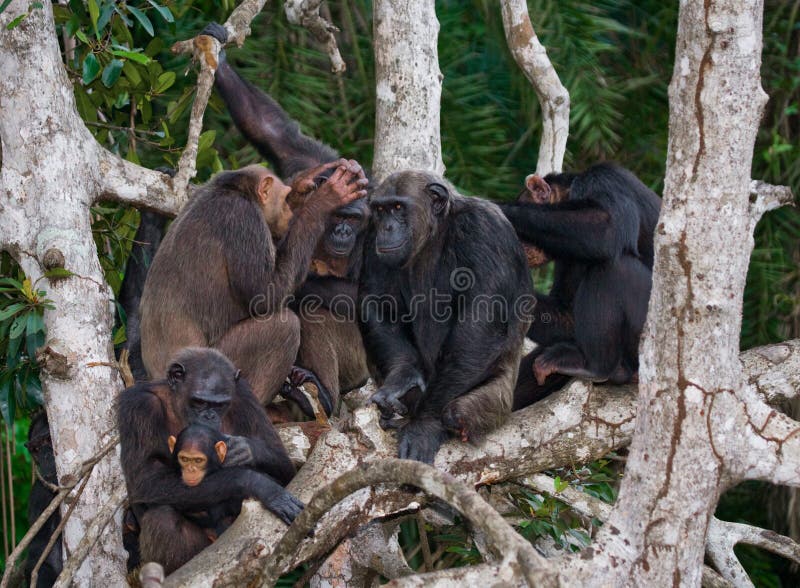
[139,164,365,405]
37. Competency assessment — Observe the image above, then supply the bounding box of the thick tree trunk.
[372,0,444,182]
[0,2,127,583]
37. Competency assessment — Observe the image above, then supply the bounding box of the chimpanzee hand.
[221,435,254,467]
[289,159,350,207]
[397,417,448,464]
[200,22,228,45]
[279,366,334,418]
[371,369,426,424]
[263,489,305,526]
[313,163,369,212]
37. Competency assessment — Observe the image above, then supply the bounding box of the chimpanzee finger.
[278,381,316,419]
[200,22,228,44]
[271,493,304,525]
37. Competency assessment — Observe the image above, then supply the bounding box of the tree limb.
[284,0,346,73]
[499,0,569,175]
[748,180,795,232]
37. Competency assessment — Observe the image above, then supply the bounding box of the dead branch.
[748,180,795,232]
[706,516,800,587]
[284,0,346,73]
[500,0,569,175]
[261,459,554,587]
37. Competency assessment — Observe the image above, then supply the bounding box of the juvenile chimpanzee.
[118,347,303,574]
[167,425,240,540]
[498,163,661,408]
[201,22,371,411]
[24,413,62,588]
[362,171,532,464]
[139,162,366,411]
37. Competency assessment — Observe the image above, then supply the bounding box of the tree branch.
[740,339,800,404]
[499,0,569,175]
[748,180,795,231]
[284,0,346,73]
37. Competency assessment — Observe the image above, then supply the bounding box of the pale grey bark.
[372,0,445,182]
[500,0,570,175]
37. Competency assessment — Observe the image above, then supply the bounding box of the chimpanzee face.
[324,199,368,257]
[370,172,450,267]
[167,348,240,429]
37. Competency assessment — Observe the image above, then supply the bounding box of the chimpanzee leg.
[441,349,519,443]
[141,311,206,380]
[215,309,301,405]
[139,506,211,575]
[527,293,574,345]
[512,347,572,410]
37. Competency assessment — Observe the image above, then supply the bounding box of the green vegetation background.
[1,0,798,584]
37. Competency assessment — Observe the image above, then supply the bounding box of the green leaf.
[153,71,175,94]
[127,5,153,36]
[122,60,142,86]
[101,58,124,88]
[96,2,114,32]
[198,130,216,152]
[0,0,13,15]
[87,0,99,34]
[82,52,100,84]
[112,49,150,65]
[113,5,131,27]
[6,13,26,30]
[0,372,13,428]
[146,0,173,23]
[75,28,89,44]
[26,312,45,358]
[9,313,27,340]
[554,476,568,493]
[0,303,24,322]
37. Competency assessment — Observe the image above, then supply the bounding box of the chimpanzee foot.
[441,404,471,443]
[279,366,334,418]
[533,353,559,386]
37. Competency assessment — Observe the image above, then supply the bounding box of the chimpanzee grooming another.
[139,161,366,412]
[24,413,62,588]
[118,347,303,574]
[167,425,241,540]
[498,163,661,408]
[202,22,371,411]
[362,171,532,464]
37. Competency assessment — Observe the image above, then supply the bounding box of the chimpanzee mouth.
[377,241,407,254]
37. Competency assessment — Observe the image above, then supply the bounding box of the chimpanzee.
[138,161,366,412]
[118,347,304,574]
[202,22,371,411]
[24,413,62,588]
[498,163,661,408]
[362,171,532,464]
[167,425,240,540]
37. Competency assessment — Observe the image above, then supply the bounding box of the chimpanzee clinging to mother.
[499,163,661,408]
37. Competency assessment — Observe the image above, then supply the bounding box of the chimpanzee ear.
[215,440,227,464]
[426,182,450,215]
[258,175,275,202]
[524,174,552,204]
[167,362,185,388]
[167,435,177,454]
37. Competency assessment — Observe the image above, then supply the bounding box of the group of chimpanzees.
[57,22,661,578]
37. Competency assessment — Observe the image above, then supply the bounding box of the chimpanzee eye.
[394,204,402,210]
[377,205,384,212]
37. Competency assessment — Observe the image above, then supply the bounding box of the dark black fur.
[499,163,661,407]
[361,171,531,463]
[118,348,302,573]
[24,413,62,588]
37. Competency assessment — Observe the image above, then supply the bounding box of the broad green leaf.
[87,0,99,34]
[0,303,24,322]
[127,5,153,36]
[26,313,45,358]
[75,28,89,44]
[144,37,163,57]
[101,58,124,88]
[112,49,150,65]
[0,277,23,289]
[113,325,127,346]
[198,130,216,152]
[6,13,26,30]
[96,2,114,32]
[146,0,173,23]
[122,60,142,86]
[153,71,175,94]
[25,372,43,407]
[0,0,12,15]
[113,5,131,27]
[65,15,79,37]
[9,313,27,340]
[82,52,100,84]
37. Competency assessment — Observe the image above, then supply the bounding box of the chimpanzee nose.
[334,224,352,238]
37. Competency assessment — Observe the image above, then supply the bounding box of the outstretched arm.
[202,23,339,179]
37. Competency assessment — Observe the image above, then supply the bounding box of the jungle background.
[0,0,798,584]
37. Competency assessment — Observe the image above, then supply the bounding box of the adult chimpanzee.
[24,413,62,588]
[139,161,366,412]
[498,163,661,408]
[118,347,303,574]
[362,171,532,464]
[201,22,371,411]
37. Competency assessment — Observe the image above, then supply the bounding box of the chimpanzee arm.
[226,380,296,485]
[498,196,639,262]
[203,23,338,179]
